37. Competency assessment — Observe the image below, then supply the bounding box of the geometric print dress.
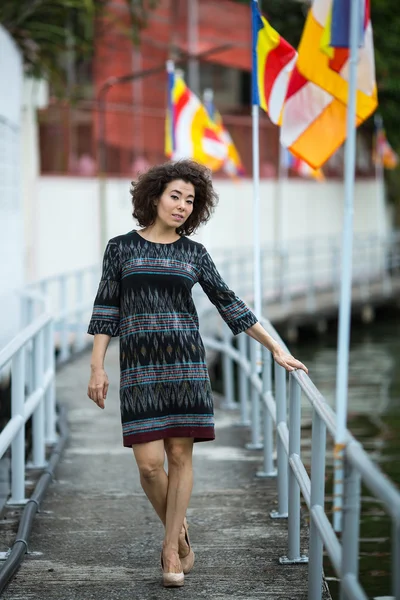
[88,230,258,447]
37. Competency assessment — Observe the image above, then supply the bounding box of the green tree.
[0,0,157,95]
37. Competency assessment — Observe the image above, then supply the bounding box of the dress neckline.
[134,230,182,246]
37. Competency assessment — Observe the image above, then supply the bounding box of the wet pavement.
[1,342,330,600]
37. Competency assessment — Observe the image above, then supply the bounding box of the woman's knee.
[165,439,193,469]
[133,441,165,482]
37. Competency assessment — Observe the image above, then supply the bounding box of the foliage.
[0,0,158,95]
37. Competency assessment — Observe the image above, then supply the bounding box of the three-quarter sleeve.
[198,247,258,336]
[88,239,121,337]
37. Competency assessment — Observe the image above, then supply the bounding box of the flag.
[296,0,377,122]
[280,0,378,170]
[204,94,245,178]
[283,148,325,181]
[251,0,297,124]
[165,69,227,171]
[373,117,398,170]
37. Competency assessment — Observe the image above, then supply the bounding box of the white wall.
[22,77,48,281]
[0,27,23,349]
[33,175,389,281]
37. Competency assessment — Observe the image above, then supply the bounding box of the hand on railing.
[246,321,308,374]
[87,367,109,409]
[272,347,308,374]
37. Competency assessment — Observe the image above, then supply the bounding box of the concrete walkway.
[2,343,329,600]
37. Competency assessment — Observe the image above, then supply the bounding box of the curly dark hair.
[130,160,219,236]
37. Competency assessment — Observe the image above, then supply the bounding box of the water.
[290,308,400,599]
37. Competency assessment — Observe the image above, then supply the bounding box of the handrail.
[0,264,98,510]
[200,302,400,600]
[0,290,57,505]
[0,313,51,370]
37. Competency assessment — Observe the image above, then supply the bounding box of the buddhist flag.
[204,92,245,178]
[165,66,227,171]
[251,0,297,124]
[284,149,325,181]
[373,116,398,170]
[297,0,377,114]
[281,0,378,169]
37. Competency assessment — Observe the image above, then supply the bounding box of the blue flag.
[330,0,365,48]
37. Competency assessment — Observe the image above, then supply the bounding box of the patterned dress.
[88,230,258,446]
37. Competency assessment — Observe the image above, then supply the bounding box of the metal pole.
[245,338,263,450]
[333,0,362,533]
[270,362,288,519]
[32,330,46,468]
[187,0,200,95]
[45,319,57,444]
[222,325,236,410]
[340,457,361,600]
[251,0,263,376]
[252,109,262,323]
[281,377,307,564]
[393,519,400,599]
[238,333,250,426]
[75,270,85,352]
[98,86,108,253]
[257,346,276,477]
[9,349,26,505]
[308,409,327,600]
[374,114,384,243]
[59,275,69,364]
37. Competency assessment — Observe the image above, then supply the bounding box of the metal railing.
[0,264,98,507]
[213,231,400,312]
[25,265,99,365]
[200,314,400,600]
[0,291,57,505]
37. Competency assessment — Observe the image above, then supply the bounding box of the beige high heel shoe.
[179,520,195,575]
[161,551,184,588]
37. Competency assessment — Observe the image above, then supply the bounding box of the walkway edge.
[0,405,69,595]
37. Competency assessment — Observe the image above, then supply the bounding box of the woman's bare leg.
[132,440,168,523]
[162,438,194,573]
[132,440,190,559]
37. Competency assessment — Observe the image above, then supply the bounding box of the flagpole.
[374,114,384,242]
[251,0,262,327]
[333,0,362,533]
[166,59,175,157]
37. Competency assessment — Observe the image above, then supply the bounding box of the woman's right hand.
[87,367,109,409]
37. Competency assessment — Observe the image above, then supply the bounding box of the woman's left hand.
[273,348,308,374]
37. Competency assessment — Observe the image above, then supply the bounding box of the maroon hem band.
[123,426,215,447]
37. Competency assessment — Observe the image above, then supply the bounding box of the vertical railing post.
[238,333,250,426]
[245,338,263,450]
[382,235,392,296]
[280,376,308,564]
[32,329,46,468]
[393,518,400,600]
[257,346,276,477]
[22,296,34,399]
[221,261,236,410]
[9,348,26,505]
[270,362,288,518]
[58,275,69,363]
[308,410,327,600]
[340,453,361,600]
[306,240,316,312]
[45,319,57,444]
[332,243,340,304]
[75,269,86,352]
[221,324,236,410]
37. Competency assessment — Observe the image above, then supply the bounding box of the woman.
[87,159,307,588]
